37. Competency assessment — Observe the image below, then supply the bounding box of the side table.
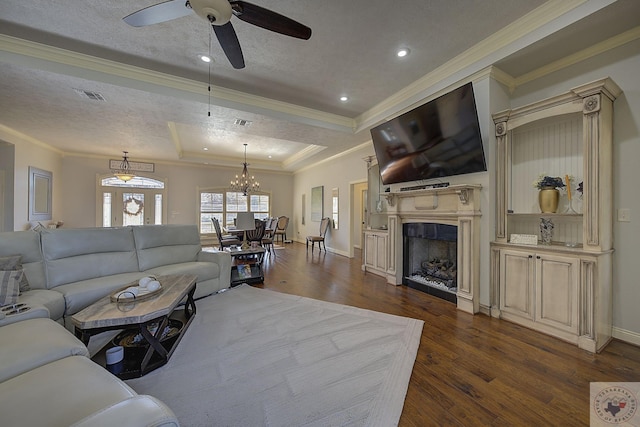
[225,246,266,286]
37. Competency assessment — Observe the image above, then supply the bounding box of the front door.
[102,189,163,227]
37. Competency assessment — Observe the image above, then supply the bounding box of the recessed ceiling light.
[268,155,272,159]
[397,48,410,58]
[340,96,349,102]
[199,54,211,63]
[203,147,209,151]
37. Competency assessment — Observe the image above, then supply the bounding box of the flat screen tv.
[370,82,487,185]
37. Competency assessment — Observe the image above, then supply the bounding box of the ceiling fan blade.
[213,22,245,69]
[123,0,193,27]
[230,1,312,40]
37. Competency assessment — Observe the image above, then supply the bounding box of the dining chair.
[260,218,276,255]
[212,217,241,250]
[274,216,289,244]
[306,217,331,253]
[245,219,265,246]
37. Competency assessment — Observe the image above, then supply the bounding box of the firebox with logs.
[409,258,457,291]
[403,223,458,303]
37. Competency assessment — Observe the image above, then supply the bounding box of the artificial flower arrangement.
[532,174,566,190]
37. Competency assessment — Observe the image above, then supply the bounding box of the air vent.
[234,118,252,127]
[73,88,106,101]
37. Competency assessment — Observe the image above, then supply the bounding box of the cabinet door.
[364,233,376,268]
[535,253,579,334]
[375,234,387,271]
[500,249,534,320]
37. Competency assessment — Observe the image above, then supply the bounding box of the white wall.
[0,129,63,231]
[507,39,640,340]
[0,141,15,231]
[58,156,294,229]
[292,145,374,256]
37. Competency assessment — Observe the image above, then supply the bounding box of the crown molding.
[354,0,589,132]
[515,25,640,87]
[281,145,327,169]
[0,124,64,154]
[293,141,372,175]
[0,35,356,133]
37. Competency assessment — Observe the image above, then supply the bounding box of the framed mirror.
[332,187,339,229]
[29,167,52,221]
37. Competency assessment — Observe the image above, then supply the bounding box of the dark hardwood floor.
[253,242,640,426]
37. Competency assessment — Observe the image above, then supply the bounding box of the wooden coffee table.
[71,274,197,379]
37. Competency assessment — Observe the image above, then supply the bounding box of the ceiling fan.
[123,0,312,69]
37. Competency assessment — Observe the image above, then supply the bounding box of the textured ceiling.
[0,0,636,171]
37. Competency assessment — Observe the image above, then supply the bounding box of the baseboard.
[478,304,491,316]
[613,326,640,347]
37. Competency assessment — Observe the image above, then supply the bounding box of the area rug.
[126,284,423,426]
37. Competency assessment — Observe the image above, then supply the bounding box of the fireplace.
[403,223,458,303]
[382,185,481,314]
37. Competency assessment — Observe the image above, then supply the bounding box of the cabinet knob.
[528,255,533,258]
[536,256,541,259]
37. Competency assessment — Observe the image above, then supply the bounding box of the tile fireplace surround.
[383,185,482,314]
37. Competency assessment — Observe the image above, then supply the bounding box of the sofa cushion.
[41,227,139,289]
[0,231,46,290]
[53,272,144,316]
[0,356,138,427]
[133,224,201,271]
[0,270,22,306]
[0,255,30,292]
[0,318,89,382]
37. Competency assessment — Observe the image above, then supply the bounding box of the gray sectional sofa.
[0,318,179,426]
[0,224,232,426]
[0,224,231,328]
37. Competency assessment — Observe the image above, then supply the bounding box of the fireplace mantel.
[384,184,482,314]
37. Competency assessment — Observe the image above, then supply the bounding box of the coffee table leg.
[184,285,197,320]
[75,327,92,346]
[139,317,169,373]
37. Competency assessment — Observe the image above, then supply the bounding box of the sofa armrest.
[0,304,49,327]
[70,395,179,427]
[197,250,231,285]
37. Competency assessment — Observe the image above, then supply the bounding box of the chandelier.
[230,144,259,196]
[112,151,136,182]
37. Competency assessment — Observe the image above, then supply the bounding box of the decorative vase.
[540,218,554,245]
[538,187,560,213]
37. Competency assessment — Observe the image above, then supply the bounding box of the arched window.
[100,176,164,189]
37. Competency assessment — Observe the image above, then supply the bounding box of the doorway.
[98,176,165,227]
[350,180,367,258]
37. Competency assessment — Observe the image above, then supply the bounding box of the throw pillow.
[0,255,31,293]
[0,270,23,306]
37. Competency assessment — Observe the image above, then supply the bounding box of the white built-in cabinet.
[364,230,388,276]
[363,160,389,277]
[490,78,620,353]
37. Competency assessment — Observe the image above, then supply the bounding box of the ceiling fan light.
[189,0,232,24]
